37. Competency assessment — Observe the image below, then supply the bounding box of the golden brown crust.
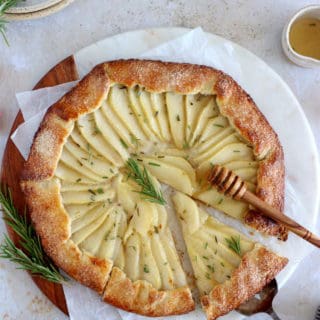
[104,59,218,94]
[21,111,73,181]
[247,145,286,238]
[20,179,112,293]
[51,64,110,121]
[103,267,195,317]
[201,245,288,320]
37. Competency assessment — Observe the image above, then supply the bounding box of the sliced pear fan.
[172,192,254,294]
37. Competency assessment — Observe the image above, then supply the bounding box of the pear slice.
[193,133,240,164]
[62,186,115,205]
[71,203,111,233]
[70,126,105,158]
[196,143,255,178]
[114,243,125,270]
[78,113,123,166]
[159,230,188,287]
[121,200,184,290]
[172,191,201,234]
[127,87,158,141]
[129,201,158,237]
[189,99,219,146]
[223,160,258,170]
[139,90,163,140]
[60,148,103,182]
[55,162,96,184]
[142,155,196,185]
[166,92,186,149]
[97,206,127,260]
[233,167,257,183]
[64,139,116,178]
[150,93,171,142]
[142,158,194,195]
[150,233,176,290]
[64,203,100,221]
[71,210,108,245]
[139,236,161,289]
[79,207,115,255]
[193,126,235,155]
[185,95,215,143]
[101,100,140,149]
[124,233,141,281]
[108,85,146,141]
[116,177,141,214]
[199,115,230,142]
[93,108,129,160]
[60,181,111,192]
[193,188,248,220]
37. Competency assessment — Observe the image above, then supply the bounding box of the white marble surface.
[0,1,319,319]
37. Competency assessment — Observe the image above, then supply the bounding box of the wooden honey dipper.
[208,165,320,248]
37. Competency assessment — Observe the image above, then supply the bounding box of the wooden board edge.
[0,55,79,316]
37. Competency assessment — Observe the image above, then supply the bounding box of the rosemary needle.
[0,189,67,283]
[225,235,241,255]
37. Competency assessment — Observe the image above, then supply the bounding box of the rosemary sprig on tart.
[126,157,166,205]
[0,189,67,283]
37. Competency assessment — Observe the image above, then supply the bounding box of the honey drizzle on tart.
[21,60,288,318]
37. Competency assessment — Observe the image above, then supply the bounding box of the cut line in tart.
[21,60,288,318]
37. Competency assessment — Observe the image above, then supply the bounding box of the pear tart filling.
[57,84,257,215]
[55,84,259,288]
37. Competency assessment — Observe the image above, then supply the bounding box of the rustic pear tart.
[21,60,288,319]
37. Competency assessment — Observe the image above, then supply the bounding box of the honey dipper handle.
[208,165,320,248]
[242,192,320,248]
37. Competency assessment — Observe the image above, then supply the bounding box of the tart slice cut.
[172,192,288,320]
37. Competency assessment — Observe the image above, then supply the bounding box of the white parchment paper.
[10,28,320,320]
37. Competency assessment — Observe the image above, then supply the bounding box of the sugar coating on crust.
[103,267,195,316]
[20,178,112,293]
[104,60,218,94]
[52,65,110,121]
[201,244,288,320]
[21,112,73,181]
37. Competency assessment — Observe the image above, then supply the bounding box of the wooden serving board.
[0,55,79,316]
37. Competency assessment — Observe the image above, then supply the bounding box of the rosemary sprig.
[126,158,166,205]
[225,235,241,255]
[0,189,66,283]
[0,0,25,45]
